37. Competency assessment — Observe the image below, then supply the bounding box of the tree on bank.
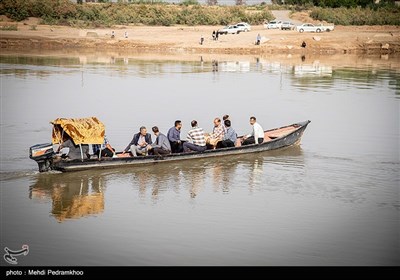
[280,0,395,8]
[181,0,199,5]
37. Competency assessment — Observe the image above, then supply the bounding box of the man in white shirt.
[242,116,265,145]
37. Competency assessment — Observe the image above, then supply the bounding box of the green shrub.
[0,0,30,21]
[180,0,200,6]
[310,6,400,25]
[0,24,18,31]
[0,2,274,27]
[0,0,77,21]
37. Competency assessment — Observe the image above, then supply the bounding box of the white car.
[264,20,283,29]
[236,22,251,32]
[218,25,241,35]
[296,23,323,33]
[281,21,295,30]
[316,23,335,32]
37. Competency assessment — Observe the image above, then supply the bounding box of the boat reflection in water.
[29,173,105,222]
[29,145,304,221]
[128,145,303,200]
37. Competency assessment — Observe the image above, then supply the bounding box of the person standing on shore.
[200,35,204,45]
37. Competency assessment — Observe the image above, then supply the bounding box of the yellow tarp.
[51,117,105,145]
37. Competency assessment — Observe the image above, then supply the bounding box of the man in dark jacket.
[122,126,152,156]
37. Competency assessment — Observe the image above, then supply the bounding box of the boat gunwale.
[53,120,310,171]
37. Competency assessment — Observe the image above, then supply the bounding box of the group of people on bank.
[58,116,265,160]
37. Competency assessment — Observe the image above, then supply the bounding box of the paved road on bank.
[271,10,303,25]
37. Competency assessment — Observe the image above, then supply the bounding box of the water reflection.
[29,173,105,222]
[211,161,237,194]
[1,54,398,74]
[2,54,399,95]
[127,145,305,200]
[28,146,306,221]
[294,62,332,77]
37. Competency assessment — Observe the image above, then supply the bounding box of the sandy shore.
[1,17,400,55]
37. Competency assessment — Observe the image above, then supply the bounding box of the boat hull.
[45,120,310,173]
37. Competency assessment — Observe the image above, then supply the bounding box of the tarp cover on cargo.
[51,117,105,145]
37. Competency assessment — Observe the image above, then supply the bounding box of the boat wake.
[0,169,61,182]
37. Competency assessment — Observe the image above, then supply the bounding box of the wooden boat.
[29,119,311,173]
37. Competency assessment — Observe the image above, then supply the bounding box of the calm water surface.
[0,54,399,265]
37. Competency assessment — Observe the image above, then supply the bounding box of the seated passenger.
[221,120,237,148]
[57,134,90,160]
[242,116,265,146]
[122,126,152,156]
[167,120,183,153]
[92,134,115,158]
[222,114,230,133]
[205,117,225,148]
[183,120,207,153]
[147,126,171,157]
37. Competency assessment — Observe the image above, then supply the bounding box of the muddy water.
[0,53,398,265]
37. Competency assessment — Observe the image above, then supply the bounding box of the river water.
[0,53,399,266]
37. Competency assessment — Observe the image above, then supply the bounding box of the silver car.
[236,22,251,32]
[296,23,323,33]
[218,25,241,35]
[264,20,283,29]
[281,21,295,30]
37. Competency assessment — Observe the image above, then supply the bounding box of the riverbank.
[1,17,400,55]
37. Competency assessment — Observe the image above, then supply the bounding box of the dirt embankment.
[1,16,399,55]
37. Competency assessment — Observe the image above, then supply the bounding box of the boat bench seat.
[116,153,133,158]
[235,139,242,147]
[264,135,272,142]
[265,126,297,139]
[235,135,271,147]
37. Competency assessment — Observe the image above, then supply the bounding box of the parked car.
[281,21,295,30]
[296,23,324,33]
[316,23,335,32]
[264,20,283,29]
[218,25,241,35]
[235,22,251,32]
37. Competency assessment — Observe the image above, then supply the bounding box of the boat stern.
[29,143,55,172]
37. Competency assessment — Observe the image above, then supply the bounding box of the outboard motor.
[29,143,55,172]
